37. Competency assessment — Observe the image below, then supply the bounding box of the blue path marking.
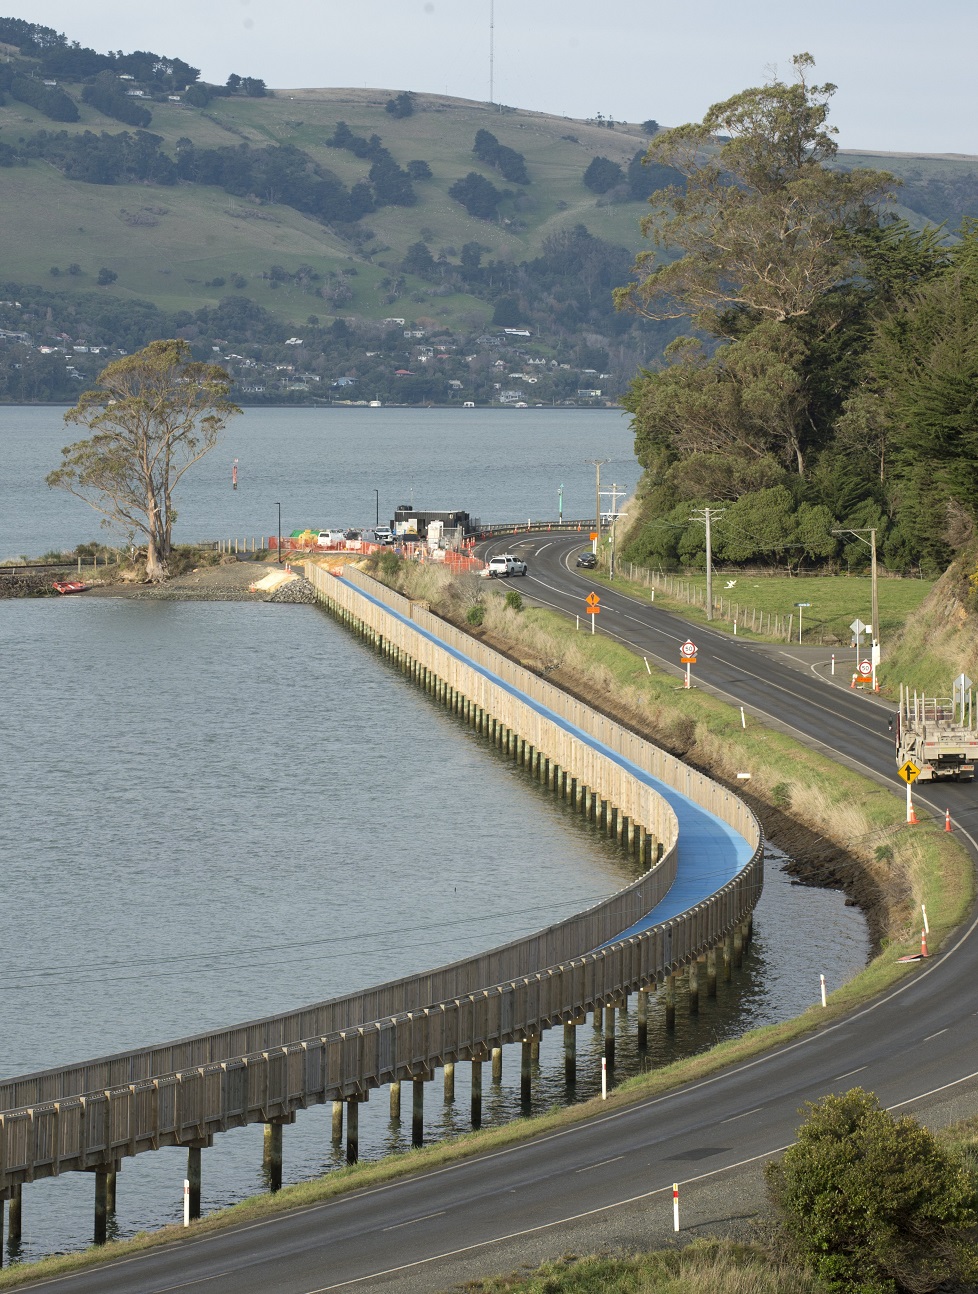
[341,578,756,939]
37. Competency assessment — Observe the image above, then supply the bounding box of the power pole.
[690,507,724,620]
[600,483,629,581]
[586,459,608,541]
[832,526,880,679]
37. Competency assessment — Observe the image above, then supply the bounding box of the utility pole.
[586,459,608,542]
[690,507,724,620]
[832,526,880,681]
[600,483,629,581]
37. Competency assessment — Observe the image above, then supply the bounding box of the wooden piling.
[187,1147,201,1221]
[389,1081,401,1120]
[264,1121,283,1191]
[521,1039,532,1108]
[707,948,718,998]
[412,1078,425,1148]
[665,974,676,1030]
[443,1064,454,1103]
[723,933,733,981]
[564,1021,576,1085]
[345,1098,358,1165]
[491,1047,503,1083]
[7,1184,21,1249]
[332,1099,344,1142]
[94,1167,109,1245]
[688,959,700,1014]
[471,1059,483,1128]
[637,988,648,1050]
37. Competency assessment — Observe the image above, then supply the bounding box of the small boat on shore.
[52,580,89,595]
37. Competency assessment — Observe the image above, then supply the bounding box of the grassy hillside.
[2,81,975,331]
[0,86,657,327]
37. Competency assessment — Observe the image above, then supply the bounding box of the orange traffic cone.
[908,802,918,825]
[945,808,953,832]
[920,929,929,957]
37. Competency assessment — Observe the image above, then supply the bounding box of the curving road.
[20,537,978,1294]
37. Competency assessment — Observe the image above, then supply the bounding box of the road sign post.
[899,758,921,824]
[679,639,697,689]
[585,591,600,636]
[795,602,811,645]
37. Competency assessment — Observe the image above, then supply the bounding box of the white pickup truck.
[485,553,527,578]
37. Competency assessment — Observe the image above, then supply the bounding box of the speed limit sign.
[858,659,872,677]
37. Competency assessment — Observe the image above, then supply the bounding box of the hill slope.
[1,24,976,404]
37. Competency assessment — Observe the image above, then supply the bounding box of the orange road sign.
[586,605,600,615]
[589,531,598,540]
[585,592,601,607]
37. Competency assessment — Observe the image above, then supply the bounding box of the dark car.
[576,551,597,568]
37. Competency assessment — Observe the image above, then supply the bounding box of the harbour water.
[0,407,869,1262]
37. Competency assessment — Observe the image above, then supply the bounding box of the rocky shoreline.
[3,560,319,604]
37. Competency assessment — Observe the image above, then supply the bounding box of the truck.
[484,553,527,578]
[895,684,978,781]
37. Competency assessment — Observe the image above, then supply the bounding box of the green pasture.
[605,563,934,648]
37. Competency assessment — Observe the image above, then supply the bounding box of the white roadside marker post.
[673,1183,680,1232]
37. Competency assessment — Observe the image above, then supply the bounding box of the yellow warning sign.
[898,759,921,784]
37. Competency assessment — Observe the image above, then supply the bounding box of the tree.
[583,156,624,194]
[766,1089,978,1293]
[448,172,502,220]
[96,267,117,286]
[385,91,414,118]
[47,340,240,581]
[615,54,892,335]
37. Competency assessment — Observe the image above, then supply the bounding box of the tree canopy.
[47,340,239,580]
[616,56,973,577]
[767,1089,978,1293]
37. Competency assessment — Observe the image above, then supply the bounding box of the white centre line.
[721,1107,762,1123]
[576,1155,623,1173]
[833,1067,866,1081]
[383,1210,446,1232]
[924,1029,949,1041]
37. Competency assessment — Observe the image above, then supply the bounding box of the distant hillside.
[0,17,976,404]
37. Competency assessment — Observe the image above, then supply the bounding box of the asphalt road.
[20,539,978,1294]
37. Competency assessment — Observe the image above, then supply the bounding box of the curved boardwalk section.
[0,568,761,1246]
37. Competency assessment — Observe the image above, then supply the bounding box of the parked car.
[486,553,527,578]
[576,551,597,568]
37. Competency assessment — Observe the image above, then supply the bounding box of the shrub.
[504,589,523,612]
[771,781,792,809]
[466,603,485,626]
[766,1088,978,1293]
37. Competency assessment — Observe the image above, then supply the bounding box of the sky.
[3,0,976,156]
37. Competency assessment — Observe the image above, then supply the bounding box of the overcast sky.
[5,0,975,155]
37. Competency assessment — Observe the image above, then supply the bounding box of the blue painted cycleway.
[342,578,757,939]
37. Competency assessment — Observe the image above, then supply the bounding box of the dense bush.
[766,1089,978,1293]
[10,74,79,122]
[449,171,503,220]
[583,156,624,194]
[473,129,528,184]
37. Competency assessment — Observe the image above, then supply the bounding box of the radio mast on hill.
[489,0,495,105]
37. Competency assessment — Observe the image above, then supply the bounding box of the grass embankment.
[1,556,972,1291]
[881,540,978,694]
[459,1242,827,1293]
